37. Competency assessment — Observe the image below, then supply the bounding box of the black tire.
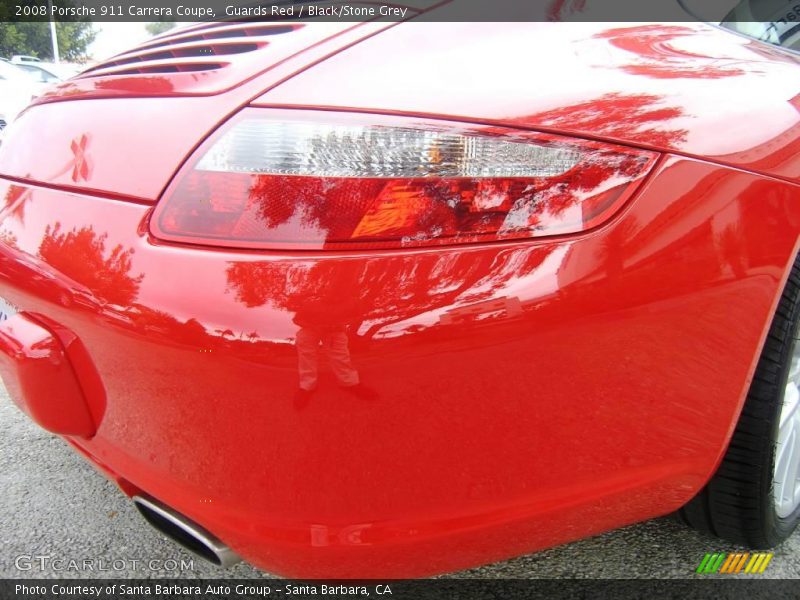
[678,254,800,547]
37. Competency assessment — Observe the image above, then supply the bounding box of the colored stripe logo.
[696,552,773,574]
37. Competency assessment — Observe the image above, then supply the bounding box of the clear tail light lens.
[151,109,658,250]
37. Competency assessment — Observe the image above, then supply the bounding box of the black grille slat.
[79,22,297,79]
[102,62,225,76]
[93,42,260,71]
[133,24,297,53]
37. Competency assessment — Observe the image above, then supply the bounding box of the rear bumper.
[0,156,798,577]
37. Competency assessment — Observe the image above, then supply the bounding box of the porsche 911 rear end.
[3,16,800,578]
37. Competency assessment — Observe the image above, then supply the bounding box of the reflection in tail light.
[151,109,658,250]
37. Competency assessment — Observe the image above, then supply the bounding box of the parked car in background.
[16,62,80,86]
[2,0,800,580]
[10,55,41,64]
[0,60,36,140]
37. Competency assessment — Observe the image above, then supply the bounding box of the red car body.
[2,13,800,578]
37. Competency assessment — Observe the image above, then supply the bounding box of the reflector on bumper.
[0,312,96,437]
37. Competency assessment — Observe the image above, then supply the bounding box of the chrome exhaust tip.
[132,495,241,568]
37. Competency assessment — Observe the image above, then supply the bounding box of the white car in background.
[0,61,37,140]
[15,61,80,86]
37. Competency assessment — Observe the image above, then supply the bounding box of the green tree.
[0,24,26,57]
[0,22,96,61]
[145,22,176,36]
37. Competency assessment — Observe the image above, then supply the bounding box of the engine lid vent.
[78,22,301,79]
[37,21,358,102]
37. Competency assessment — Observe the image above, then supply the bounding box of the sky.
[88,23,154,61]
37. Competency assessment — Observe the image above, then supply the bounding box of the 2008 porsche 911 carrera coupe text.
[4,0,800,578]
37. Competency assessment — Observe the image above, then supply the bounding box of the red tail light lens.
[151,109,657,250]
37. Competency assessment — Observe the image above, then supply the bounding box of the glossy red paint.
[1,154,799,576]
[1,18,800,578]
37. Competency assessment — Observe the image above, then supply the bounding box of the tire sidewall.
[766,290,800,544]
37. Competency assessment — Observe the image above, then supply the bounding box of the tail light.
[150,109,657,250]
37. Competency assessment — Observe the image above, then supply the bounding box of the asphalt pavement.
[2,381,800,580]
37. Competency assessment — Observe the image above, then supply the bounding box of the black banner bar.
[2,579,800,600]
[0,0,774,23]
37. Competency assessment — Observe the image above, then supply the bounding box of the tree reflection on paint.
[595,25,747,80]
[225,245,556,341]
[38,223,143,305]
[524,92,688,148]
